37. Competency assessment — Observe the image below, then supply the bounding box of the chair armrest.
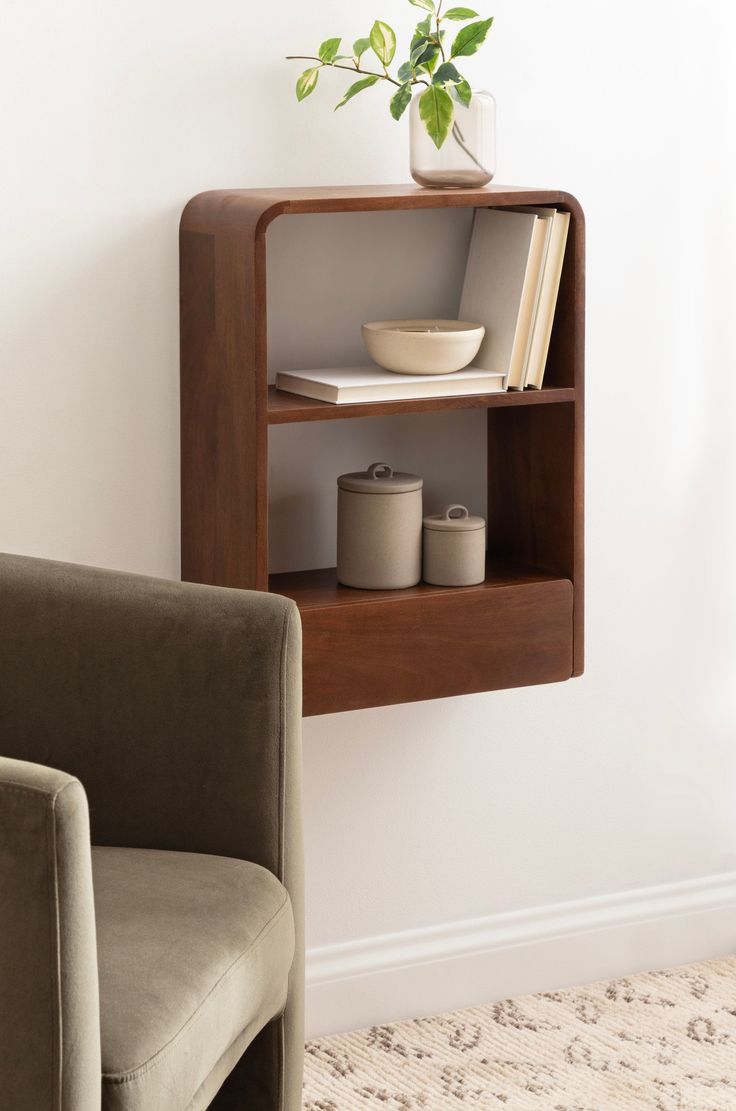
[0,756,100,1111]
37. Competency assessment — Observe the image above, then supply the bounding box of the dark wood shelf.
[180,184,584,715]
[180,183,579,230]
[269,561,574,716]
[269,560,566,609]
[267,385,576,424]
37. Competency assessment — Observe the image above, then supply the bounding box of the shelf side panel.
[487,404,575,580]
[297,579,573,716]
[544,202,584,391]
[180,229,266,589]
[544,201,584,672]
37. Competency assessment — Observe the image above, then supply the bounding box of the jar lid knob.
[367,462,394,480]
[442,504,469,521]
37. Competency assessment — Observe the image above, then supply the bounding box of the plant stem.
[435,0,446,63]
[451,118,490,175]
[285,56,402,87]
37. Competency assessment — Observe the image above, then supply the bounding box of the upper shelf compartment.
[260,186,583,415]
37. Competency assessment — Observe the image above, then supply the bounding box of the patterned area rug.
[303,957,736,1110]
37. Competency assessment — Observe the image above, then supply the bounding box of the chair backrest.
[0,552,301,876]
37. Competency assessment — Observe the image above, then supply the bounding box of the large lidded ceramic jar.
[410,89,495,188]
[337,462,423,590]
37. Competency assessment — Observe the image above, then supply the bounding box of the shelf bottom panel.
[269,565,574,716]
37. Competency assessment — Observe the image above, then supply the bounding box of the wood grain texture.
[180,184,585,710]
[267,385,576,424]
[270,561,563,609]
[487,404,575,577]
[181,185,583,236]
[545,201,585,673]
[180,218,268,588]
[292,577,574,717]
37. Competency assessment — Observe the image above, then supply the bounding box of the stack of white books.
[459,205,570,391]
[275,365,505,405]
[276,207,569,405]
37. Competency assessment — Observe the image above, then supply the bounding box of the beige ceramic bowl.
[362,319,485,376]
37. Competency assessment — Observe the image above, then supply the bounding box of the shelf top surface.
[181,184,583,235]
[267,384,575,424]
[270,563,570,610]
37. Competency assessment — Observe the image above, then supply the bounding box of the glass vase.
[410,89,495,189]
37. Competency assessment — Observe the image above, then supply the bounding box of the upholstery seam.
[277,603,289,882]
[101,892,291,1085]
[0,781,69,799]
[277,604,290,1111]
[49,780,78,1111]
[46,789,58,1111]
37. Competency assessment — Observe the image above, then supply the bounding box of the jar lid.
[338,462,423,495]
[423,504,486,532]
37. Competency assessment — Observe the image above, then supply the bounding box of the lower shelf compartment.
[269,564,574,716]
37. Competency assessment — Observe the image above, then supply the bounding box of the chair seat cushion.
[92,847,294,1111]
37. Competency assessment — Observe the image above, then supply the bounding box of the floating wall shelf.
[180,184,584,716]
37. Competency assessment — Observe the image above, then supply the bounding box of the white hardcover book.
[458,208,540,388]
[507,218,549,389]
[509,206,556,387]
[524,210,571,389]
[276,365,506,405]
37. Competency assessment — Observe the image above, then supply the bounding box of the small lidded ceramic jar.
[423,504,486,587]
[337,462,423,589]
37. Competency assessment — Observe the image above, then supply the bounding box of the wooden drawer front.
[300,579,573,716]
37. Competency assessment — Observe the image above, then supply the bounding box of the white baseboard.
[305,871,736,1038]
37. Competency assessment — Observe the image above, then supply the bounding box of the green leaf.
[410,36,438,66]
[411,15,432,46]
[390,82,413,120]
[296,67,320,101]
[443,6,479,19]
[370,20,397,66]
[418,84,454,148]
[334,74,379,110]
[421,50,440,75]
[433,61,463,85]
[353,37,371,59]
[410,36,428,63]
[318,37,342,63]
[408,0,435,10]
[453,78,472,106]
[450,16,493,58]
[397,60,415,82]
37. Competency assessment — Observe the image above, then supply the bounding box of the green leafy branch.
[287,0,493,149]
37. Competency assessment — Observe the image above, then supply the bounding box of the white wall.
[3,0,736,1037]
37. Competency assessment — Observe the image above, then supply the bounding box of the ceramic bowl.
[361,319,486,376]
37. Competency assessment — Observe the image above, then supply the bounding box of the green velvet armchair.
[0,553,304,1111]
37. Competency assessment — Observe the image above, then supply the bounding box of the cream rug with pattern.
[303,957,736,1110]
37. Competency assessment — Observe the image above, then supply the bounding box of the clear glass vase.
[410,89,495,189]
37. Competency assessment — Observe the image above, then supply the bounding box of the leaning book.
[275,365,506,405]
[458,207,542,389]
